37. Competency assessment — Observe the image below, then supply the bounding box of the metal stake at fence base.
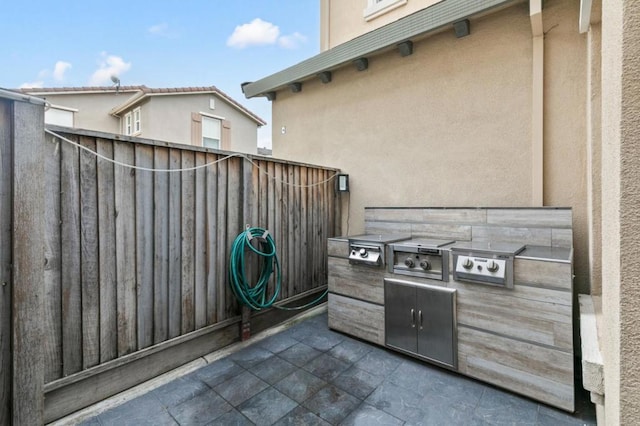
[241,305,251,341]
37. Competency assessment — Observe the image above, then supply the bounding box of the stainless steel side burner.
[348,233,412,267]
[388,239,455,281]
[451,241,525,289]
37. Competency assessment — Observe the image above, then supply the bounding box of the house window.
[202,116,221,149]
[364,0,407,21]
[133,107,141,134]
[124,112,132,135]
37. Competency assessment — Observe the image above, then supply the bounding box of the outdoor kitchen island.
[327,207,575,412]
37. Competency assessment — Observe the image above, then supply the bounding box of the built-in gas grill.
[388,238,455,281]
[451,241,525,289]
[348,233,411,267]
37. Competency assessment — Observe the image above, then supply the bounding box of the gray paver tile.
[353,348,402,377]
[340,403,404,426]
[98,393,176,426]
[328,339,372,364]
[258,333,299,354]
[205,408,254,425]
[250,355,298,385]
[229,345,274,369]
[302,353,350,382]
[238,387,298,426]
[302,384,361,424]
[474,387,539,425]
[213,371,269,407]
[169,388,232,425]
[194,358,244,388]
[272,405,331,426]
[278,342,322,367]
[153,374,210,408]
[274,369,327,403]
[332,365,385,399]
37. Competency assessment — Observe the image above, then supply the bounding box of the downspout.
[530,0,544,206]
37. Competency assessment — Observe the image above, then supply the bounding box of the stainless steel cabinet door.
[384,280,417,353]
[416,286,456,368]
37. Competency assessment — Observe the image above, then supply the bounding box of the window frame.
[364,0,407,21]
[201,113,223,149]
[132,107,141,135]
[124,111,132,135]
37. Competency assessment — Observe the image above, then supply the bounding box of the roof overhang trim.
[242,0,517,99]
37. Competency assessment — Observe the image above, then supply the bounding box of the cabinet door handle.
[419,310,424,330]
[410,309,415,328]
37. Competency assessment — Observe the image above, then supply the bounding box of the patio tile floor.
[79,311,596,425]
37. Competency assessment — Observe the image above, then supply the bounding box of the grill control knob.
[487,261,499,273]
[404,257,415,268]
[359,248,368,258]
[419,260,431,270]
[462,258,474,269]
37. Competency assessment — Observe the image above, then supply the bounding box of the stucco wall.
[601,0,640,423]
[324,0,444,49]
[38,92,124,133]
[272,1,590,295]
[142,94,260,154]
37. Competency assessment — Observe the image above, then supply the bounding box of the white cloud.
[53,61,72,81]
[89,53,131,86]
[278,32,307,49]
[19,81,44,89]
[227,18,280,48]
[148,23,168,35]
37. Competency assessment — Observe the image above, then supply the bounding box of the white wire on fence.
[45,129,338,188]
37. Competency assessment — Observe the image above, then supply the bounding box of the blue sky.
[1,1,320,148]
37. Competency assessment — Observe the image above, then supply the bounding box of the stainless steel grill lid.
[348,233,412,244]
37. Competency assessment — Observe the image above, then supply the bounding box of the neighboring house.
[242,0,637,423]
[20,86,266,154]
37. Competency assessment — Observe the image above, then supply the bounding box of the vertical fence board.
[60,136,82,375]
[275,164,284,301]
[114,142,137,356]
[181,152,196,334]
[287,166,295,297]
[194,153,207,329]
[226,158,242,318]
[0,100,13,425]
[12,100,45,425]
[79,136,100,369]
[153,148,170,343]
[206,153,218,324]
[97,139,117,363]
[43,135,62,383]
[135,145,154,349]
[300,168,309,290]
[293,167,301,292]
[216,159,228,322]
[266,162,277,302]
[168,149,182,338]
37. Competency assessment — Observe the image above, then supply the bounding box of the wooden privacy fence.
[1,95,340,424]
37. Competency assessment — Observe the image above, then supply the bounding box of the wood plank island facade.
[328,207,575,411]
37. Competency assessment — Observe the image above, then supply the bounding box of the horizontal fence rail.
[36,127,339,420]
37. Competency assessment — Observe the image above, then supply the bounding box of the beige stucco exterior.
[600,0,640,423]
[252,0,640,422]
[275,0,591,294]
[23,88,264,154]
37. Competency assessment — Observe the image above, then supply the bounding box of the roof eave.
[242,0,519,99]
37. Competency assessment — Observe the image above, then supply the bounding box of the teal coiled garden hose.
[229,227,327,311]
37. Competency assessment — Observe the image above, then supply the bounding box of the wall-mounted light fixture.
[397,40,414,57]
[453,19,471,38]
[317,71,332,84]
[353,58,369,71]
[265,92,277,101]
[337,174,349,192]
[289,82,302,93]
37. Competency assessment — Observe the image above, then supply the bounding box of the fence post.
[11,98,46,424]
